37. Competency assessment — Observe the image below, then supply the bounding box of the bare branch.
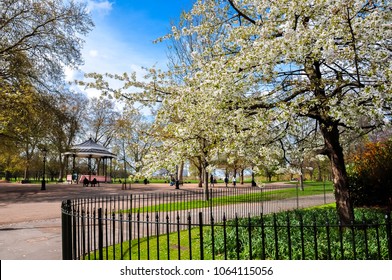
[227,0,256,25]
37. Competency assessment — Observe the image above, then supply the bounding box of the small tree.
[348,139,392,208]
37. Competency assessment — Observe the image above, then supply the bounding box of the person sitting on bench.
[83,177,89,187]
[91,178,97,187]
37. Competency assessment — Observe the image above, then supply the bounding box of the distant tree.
[113,109,155,175]
[84,97,120,147]
[0,137,24,180]
[0,0,93,175]
[46,91,88,180]
[0,84,88,181]
[11,89,52,180]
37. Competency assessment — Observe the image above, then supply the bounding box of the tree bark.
[299,163,304,191]
[178,161,184,183]
[317,161,322,182]
[320,122,354,224]
[196,157,203,188]
[203,164,209,200]
[58,152,64,181]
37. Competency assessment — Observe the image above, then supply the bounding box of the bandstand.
[64,138,116,185]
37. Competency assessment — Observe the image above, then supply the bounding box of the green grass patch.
[86,206,389,260]
[124,182,334,214]
[207,207,389,260]
[86,227,207,260]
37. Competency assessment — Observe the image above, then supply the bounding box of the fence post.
[235,214,240,260]
[273,214,279,259]
[176,213,181,260]
[199,212,204,260]
[386,211,392,260]
[61,200,72,260]
[98,208,103,260]
[112,211,116,260]
[187,212,192,260]
[248,214,253,260]
[223,213,227,260]
[260,213,266,260]
[156,213,160,260]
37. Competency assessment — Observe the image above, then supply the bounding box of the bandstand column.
[109,158,113,180]
[65,155,69,175]
[104,157,107,182]
[88,155,92,181]
[72,154,76,174]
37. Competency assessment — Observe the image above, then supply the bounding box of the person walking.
[224,176,229,187]
[232,176,236,187]
[210,174,214,187]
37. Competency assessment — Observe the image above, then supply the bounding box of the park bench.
[79,175,109,187]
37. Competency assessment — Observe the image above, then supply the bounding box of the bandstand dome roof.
[64,138,116,159]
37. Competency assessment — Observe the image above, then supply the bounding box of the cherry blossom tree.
[84,0,391,224]
[167,0,391,224]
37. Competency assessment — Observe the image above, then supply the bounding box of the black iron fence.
[61,186,392,260]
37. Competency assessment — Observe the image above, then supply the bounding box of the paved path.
[0,181,203,260]
[0,181,330,260]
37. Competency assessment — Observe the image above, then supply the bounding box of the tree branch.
[346,7,362,85]
[227,0,256,25]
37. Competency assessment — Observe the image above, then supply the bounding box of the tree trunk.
[197,158,203,188]
[203,164,209,200]
[58,152,65,181]
[317,161,322,182]
[299,163,304,191]
[198,173,203,187]
[320,122,354,225]
[178,161,184,183]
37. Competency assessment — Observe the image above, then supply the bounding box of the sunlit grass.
[84,182,342,260]
[123,181,334,214]
[86,204,389,260]
[86,227,206,260]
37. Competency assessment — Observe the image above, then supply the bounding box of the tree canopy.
[0,0,93,90]
[0,0,93,180]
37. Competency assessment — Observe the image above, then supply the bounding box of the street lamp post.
[41,148,47,190]
[123,156,127,190]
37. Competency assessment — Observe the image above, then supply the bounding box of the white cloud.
[89,49,99,57]
[78,25,163,93]
[76,1,170,103]
[85,0,113,15]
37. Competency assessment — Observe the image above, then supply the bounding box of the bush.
[204,208,390,260]
[348,140,392,208]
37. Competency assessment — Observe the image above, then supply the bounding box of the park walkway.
[0,181,197,259]
[0,181,333,260]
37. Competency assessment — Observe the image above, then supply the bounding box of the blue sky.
[69,0,195,97]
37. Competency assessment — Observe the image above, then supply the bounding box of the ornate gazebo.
[64,138,116,184]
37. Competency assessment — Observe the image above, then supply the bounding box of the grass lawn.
[87,204,390,260]
[124,181,334,214]
[85,181,350,260]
